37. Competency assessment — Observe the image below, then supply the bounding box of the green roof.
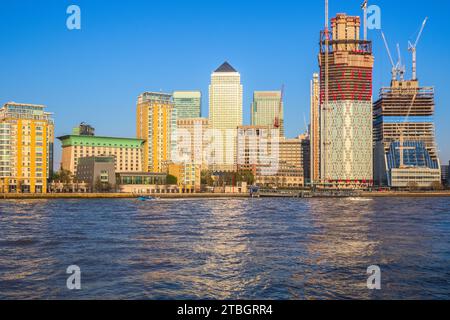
[57,135,145,149]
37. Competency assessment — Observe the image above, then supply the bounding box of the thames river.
[0,197,449,300]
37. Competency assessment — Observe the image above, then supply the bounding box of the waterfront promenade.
[1,191,450,199]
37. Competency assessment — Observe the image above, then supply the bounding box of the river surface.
[0,197,449,300]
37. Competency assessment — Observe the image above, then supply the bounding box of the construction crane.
[408,17,428,81]
[381,31,406,82]
[380,31,404,81]
[381,31,398,81]
[396,43,406,81]
[361,0,368,41]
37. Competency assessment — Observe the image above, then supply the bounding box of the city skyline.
[1,0,449,167]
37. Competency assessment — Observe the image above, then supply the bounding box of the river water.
[0,197,449,300]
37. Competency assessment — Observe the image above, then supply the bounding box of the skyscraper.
[251,91,284,136]
[0,102,54,193]
[173,91,202,119]
[136,92,175,173]
[373,80,441,188]
[310,73,320,184]
[208,61,243,171]
[319,14,374,187]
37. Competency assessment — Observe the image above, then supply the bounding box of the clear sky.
[1,0,449,166]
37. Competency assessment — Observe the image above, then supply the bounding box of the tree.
[94,177,104,193]
[201,170,215,187]
[407,182,419,192]
[52,169,72,184]
[431,181,443,191]
[236,170,255,185]
[167,174,178,185]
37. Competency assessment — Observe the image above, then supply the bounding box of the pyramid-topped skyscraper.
[208,61,243,171]
[214,61,237,73]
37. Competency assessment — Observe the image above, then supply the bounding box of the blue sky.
[0,0,449,165]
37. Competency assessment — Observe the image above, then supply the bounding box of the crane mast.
[408,17,428,81]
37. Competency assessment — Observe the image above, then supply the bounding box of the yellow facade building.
[0,102,54,194]
[137,92,175,173]
[168,162,201,193]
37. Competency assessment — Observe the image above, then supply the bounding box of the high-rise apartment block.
[319,14,374,187]
[209,62,243,171]
[173,91,201,119]
[251,91,284,136]
[137,92,175,173]
[0,102,54,193]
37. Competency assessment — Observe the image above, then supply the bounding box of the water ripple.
[0,197,449,299]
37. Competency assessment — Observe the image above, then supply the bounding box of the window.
[100,170,109,183]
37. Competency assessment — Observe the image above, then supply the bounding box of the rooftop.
[214,61,237,73]
[58,135,145,148]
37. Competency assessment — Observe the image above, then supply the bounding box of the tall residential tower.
[319,14,374,187]
[137,92,175,173]
[0,102,54,193]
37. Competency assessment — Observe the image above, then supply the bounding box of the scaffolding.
[373,81,437,161]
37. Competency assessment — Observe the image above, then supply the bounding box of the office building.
[251,91,284,136]
[442,163,449,186]
[137,92,175,173]
[237,126,304,188]
[319,14,374,188]
[176,117,209,167]
[301,134,311,185]
[208,62,243,171]
[173,91,201,119]
[0,102,54,193]
[76,156,116,191]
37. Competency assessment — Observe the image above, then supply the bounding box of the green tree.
[237,170,255,185]
[167,174,178,185]
[52,169,72,184]
[201,170,215,187]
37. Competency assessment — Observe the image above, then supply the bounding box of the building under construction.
[374,16,441,188]
[310,73,320,184]
[373,80,441,187]
[318,13,374,188]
